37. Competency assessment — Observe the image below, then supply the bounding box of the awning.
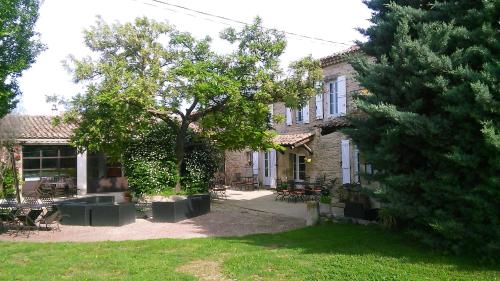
[273,132,315,154]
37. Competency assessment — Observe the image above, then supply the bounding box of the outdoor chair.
[287,180,300,202]
[275,182,288,201]
[135,202,152,219]
[0,197,18,232]
[209,173,227,200]
[14,197,43,237]
[304,182,316,201]
[231,173,245,190]
[243,175,259,191]
[64,177,78,197]
[37,195,62,231]
[211,186,227,200]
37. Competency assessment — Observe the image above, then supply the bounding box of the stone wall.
[224,59,371,188]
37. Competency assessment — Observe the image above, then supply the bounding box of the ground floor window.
[293,154,306,180]
[22,145,77,180]
[264,151,269,177]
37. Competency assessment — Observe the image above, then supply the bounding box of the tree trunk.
[174,120,189,193]
[10,151,21,203]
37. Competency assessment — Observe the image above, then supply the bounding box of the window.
[296,107,303,123]
[292,154,306,181]
[329,81,338,115]
[22,145,77,180]
[264,151,269,177]
[245,151,253,166]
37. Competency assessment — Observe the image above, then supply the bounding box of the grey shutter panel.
[337,76,347,116]
[268,104,274,125]
[303,101,310,123]
[270,149,277,188]
[315,93,323,119]
[341,139,351,184]
[252,151,259,175]
[285,107,292,125]
[353,146,359,183]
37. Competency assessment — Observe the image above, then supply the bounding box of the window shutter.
[337,76,347,116]
[270,149,277,188]
[315,93,323,119]
[268,104,274,124]
[353,146,359,183]
[252,151,259,175]
[341,139,351,184]
[285,107,292,125]
[303,101,310,123]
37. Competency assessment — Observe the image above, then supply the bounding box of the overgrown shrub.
[0,167,15,199]
[124,123,222,196]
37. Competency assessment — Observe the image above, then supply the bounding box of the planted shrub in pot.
[319,188,332,215]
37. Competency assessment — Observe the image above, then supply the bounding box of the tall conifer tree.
[349,0,499,256]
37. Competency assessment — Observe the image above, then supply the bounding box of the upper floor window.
[328,75,347,117]
[329,81,338,115]
[296,107,303,123]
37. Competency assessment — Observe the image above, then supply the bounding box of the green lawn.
[0,223,498,281]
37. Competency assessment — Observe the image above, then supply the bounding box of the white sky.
[16,0,372,115]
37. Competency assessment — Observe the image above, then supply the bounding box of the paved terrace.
[0,189,307,242]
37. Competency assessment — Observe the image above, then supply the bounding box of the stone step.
[332,202,345,208]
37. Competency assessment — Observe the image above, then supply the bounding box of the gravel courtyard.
[0,190,306,242]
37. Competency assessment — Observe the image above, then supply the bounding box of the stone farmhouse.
[224,46,374,188]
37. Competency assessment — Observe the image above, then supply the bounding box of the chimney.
[51,103,58,115]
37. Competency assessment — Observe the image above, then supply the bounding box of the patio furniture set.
[230,173,259,191]
[275,178,328,203]
[208,172,228,200]
[0,178,79,236]
[0,195,62,237]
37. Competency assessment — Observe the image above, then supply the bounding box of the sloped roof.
[0,115,74,141]
[316,116,352,135]
[273,132,314,146]
[320,45,360,67]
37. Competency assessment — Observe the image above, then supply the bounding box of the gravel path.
[0,199,305,242]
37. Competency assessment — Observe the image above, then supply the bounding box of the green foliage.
[123,123,221,195]
[319,195,331,204]
[0,166,15,198]
[124,158,178,196]
[60,16,321,191]
[182,140,222,195]
[348,0,500,257]
[0,0,44,117]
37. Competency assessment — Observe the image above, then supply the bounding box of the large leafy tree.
[62,17,321,191]
[348,0,499,256]
[0,0,44,117]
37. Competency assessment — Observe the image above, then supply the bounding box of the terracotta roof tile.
[0,115,74,140]
[273,132,314,146]
[320,45,361,67]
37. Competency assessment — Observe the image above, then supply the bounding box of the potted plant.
[318,188,332,215]
[123,191,133,202]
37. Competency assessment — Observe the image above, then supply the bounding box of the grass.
[0,223,498,280]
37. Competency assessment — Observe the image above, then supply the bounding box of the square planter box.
[58,203,90,226]
[187,194,210,218]
[344,202,365,219]
[89,203,136,226]
[152,200,189,222]
[57,196,135,226]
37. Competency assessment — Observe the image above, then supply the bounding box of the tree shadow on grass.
[216,222,499,274]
